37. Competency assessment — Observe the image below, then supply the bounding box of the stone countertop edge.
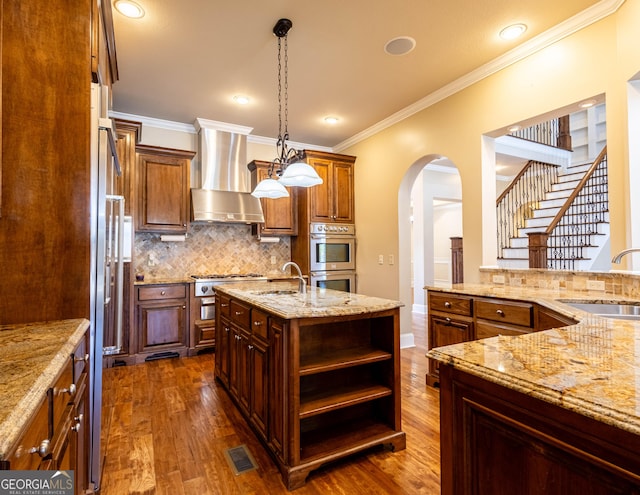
[0,318,90,461]
[215,281,404,320]
[425,284,640,436]
[133,275,308,286]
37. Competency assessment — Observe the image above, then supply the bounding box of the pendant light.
[252,18,323,199]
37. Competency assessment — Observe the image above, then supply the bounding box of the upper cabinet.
[114,119,142,217]
[91,0,119,86]
[248,160,298,236]
[135,145,195,233]
[304,151,356,224]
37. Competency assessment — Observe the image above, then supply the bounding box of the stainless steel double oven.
[308,222,356,292]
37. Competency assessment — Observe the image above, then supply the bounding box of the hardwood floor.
[99,313,440,494]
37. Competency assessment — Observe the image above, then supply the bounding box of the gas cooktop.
[192,273,268,296]
[191,273,265,281]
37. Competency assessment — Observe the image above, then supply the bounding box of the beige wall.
[344,2,639,334]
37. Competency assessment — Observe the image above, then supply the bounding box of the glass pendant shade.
[251,178,289,199]
[278,161,324,187]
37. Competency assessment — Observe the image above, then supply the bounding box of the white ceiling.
[110,0,608,149]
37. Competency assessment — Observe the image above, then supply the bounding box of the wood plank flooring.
[99,314,440,494]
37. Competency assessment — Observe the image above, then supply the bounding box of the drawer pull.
[225,326,230,332]
[221,303,229,307]
[60,383,77,397]
[161,290,166,296]
[74,353,89,363]
[71,414,84,432]
[445,317,452,324]
[496,309,505,317]
[444,301,452,308]
[253,321,263,326]
[235,311,244,316]
[29,439,50,458]
[248,345,254,350]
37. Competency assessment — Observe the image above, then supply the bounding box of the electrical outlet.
[270,255,276,265]
[587,279,605,291]
[378,255,384,265]
[493,275,505,284]
[389,254,395,265]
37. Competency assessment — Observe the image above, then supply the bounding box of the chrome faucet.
[281,261,306,294]
[611,248,640,264]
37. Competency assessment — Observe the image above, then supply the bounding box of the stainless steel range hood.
[191,119,264,224]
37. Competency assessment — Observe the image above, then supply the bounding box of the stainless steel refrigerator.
[89,82,127,491]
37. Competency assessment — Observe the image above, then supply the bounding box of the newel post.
[527,232,549,269]
[450,237,463,284]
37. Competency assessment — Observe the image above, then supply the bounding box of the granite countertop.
[426,284,640,436]
[215,281,404,319]
[133,275,306,286]
[0,318,90,460]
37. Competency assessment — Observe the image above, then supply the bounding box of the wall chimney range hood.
[191,118,265,224]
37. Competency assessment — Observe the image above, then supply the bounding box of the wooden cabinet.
[248,160,298,236]
[215,294,232,387]
[438,364,640,495]
[135,283,189,362]
[304,150,356,223]
[2,328,90,495]
[427,292,474,387]
[215,291,405,490]
[136,145,195,233]
[426,290,577,386]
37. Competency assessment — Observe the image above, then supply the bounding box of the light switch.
[389,254,395,265]
[378,255,384,265]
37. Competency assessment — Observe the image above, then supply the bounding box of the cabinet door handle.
[444,301,452,308]
[71,414,84,432]
[445,317,452,324]
[221,303,229,307]
[248,345,254,350]
[496,309,505,317]
[74,353,89,363]
[253,321,263,326]
[29,439,51,458]
[235,311,244,316]
[182,305,186,309]
[224,326,230,332]
[59,383,77,397]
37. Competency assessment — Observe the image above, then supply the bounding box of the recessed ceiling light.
[233,95,250,105]
[384,36,416,56]
[499,23,527,41]
[324,116,339,125]
[114,0,145,18]
[579,99,596,108]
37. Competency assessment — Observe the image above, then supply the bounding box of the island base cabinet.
[439,364,640,495]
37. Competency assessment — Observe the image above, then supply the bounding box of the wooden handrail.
[544,145,608,235]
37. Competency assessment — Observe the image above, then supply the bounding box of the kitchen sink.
[564,302,640,320]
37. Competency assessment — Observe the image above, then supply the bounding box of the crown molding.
[333,0,625,152]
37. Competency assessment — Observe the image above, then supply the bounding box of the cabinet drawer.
[230,300,250,327]
[476,321,530,339]
[429,292,473,317]
[72,333,89,382]
[251,309,269,341]
[218,294,231,317]
[51,361,74,438]
[138,284,186,301]
[475,298,533,327]
[7,397,50,470]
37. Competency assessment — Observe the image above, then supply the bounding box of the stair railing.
[543,146,608,270]
[509,115,572,150]
[496,160,560,259]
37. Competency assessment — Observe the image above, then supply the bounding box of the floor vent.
[224,444,257,475]
[144,351,180,362]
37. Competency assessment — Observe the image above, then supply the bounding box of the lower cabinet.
[214,292,405,490]
[439,364,640,495]
[426,290,577,386]
[2,327,90,495]
[135,283,189,362]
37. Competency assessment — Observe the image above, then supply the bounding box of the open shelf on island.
[299,346,392,376]
[299,382,393,418]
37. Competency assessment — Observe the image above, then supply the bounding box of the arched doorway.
[398,156,463,344]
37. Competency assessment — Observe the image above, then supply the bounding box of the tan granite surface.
[426,284,640,436]
[215,281,404,319]
[0,318,90,460]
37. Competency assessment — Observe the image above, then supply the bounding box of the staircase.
[498,154,609,270]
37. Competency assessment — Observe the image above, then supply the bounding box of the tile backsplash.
[479,267,640,298]
[133,223,291,279]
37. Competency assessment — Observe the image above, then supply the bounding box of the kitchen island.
[427,285,640,494]
[214,281,406,490]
